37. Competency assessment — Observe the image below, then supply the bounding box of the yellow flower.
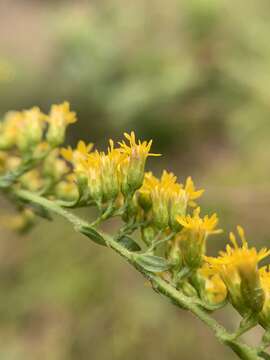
[118,131,160,195]
[176,208,222,269]
[78,140,123,203]
[184,176,204,207]
[137,172,159,211]
[61,140,94,173]
[0,111,22,149]
[206,226,269,313]
[150,170,181,230]
[48,102,76,126]
[118,131,159,159]
[137,171,204,231]
[98,140,122,201]
[46,102,77,146]
[0,107,46,151]
[198,265,227,305]
[176,207,222,236]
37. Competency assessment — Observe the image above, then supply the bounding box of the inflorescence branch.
[0,102,269,360]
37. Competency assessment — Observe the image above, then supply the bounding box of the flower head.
[175,208,222,269]
[61,140,94,173]
[0,107,46,151]
[176,207,222,237]
[206,226,269,313]
[198,265,227,305]
[118,131,160,195]
[46,102,77,146]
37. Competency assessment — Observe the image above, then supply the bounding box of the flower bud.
[141,226,156,245]
[55,180,79,201]
[43,149,69,181]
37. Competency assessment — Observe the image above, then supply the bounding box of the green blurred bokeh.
[0,0,269,358]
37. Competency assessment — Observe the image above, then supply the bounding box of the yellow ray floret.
[184,176,204,207]
[61,140,94,171]
[177,207,222,236]
[118,131,161,158]
[48,102,77,126]
[207,226,270,270]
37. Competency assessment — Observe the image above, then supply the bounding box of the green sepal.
[79,225,107,246]
[134,254,171,273]
[118,236,141,252]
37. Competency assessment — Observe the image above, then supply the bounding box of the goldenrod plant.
[0,102,270,360]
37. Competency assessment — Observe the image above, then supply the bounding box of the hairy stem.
[14,189,264,360]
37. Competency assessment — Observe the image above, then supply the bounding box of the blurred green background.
[0,0,270,359]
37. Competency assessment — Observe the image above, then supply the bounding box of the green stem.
[13,189,264,360]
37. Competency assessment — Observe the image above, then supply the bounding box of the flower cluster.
[1,101,270,333]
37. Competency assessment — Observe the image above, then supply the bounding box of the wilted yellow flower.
[118,131,160,195]
[46,102,77,146]
[206,226,269,313]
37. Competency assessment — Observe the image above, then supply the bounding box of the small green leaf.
[118,236,141,252]
[135,254,171,273]
[79,225,106,246]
